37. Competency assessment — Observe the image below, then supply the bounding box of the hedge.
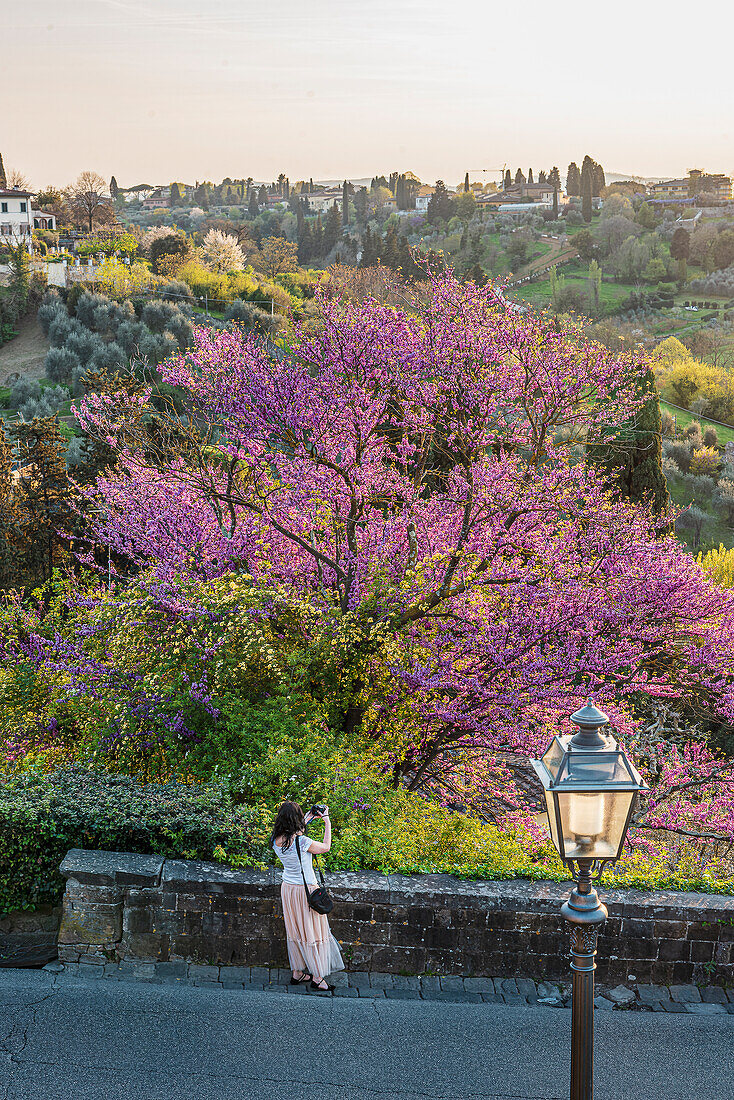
[0,768,253,917]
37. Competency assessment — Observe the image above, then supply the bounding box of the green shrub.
[0,768,253,916]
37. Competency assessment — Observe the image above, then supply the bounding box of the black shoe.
[290,972,312,985]
[310,980,334,994]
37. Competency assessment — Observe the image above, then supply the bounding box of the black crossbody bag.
[294,834,334,915]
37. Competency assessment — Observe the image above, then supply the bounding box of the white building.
[304,192,342,213]
[415,185,435,212]
[0,189,56,248]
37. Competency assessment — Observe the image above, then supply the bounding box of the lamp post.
[532,701,647,1100]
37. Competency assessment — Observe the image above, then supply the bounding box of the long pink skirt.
[281,883,344,979]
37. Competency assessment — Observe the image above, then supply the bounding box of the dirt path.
[512,235,578,282]
[0,315,48,386]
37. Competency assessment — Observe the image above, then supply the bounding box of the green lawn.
[667,476,734,551]
[660,400,734,445]
[510,272,631,315]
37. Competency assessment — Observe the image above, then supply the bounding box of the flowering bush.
[4,271,734,898]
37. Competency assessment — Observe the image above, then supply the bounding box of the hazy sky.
[5,0,734,189]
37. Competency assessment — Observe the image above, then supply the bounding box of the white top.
[273,833,316,885]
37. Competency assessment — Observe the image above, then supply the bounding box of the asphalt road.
[1,969,732,1100]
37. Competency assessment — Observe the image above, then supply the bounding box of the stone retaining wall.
[0,903,61,967]
[58,849,734,986]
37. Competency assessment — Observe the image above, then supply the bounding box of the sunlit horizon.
[5,0,733,189]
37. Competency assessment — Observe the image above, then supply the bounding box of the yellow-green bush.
[697,543,734,587]
[690,446,720,477]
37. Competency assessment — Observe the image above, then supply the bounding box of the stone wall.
[0,904,61,967]
[58,849,734,986]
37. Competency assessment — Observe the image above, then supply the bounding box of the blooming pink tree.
[71,274,734,846]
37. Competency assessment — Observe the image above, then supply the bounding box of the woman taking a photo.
[271,801,344,993]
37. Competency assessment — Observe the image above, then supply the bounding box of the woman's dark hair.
[271,801,306,851]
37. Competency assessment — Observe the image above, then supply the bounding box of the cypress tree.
[464,172,470,193]
[313,213,324,256]
[0,421,18,588]
[586,368,669,514]
[581,164,593,223]
[528,169,534,184]
[342,180,350,227]
[10,417,71,583]
[382,224,400,270]
[566,162,581,196]
[504,169,512,190]
[298,222,312,265]
[170,182,181,207]
[514,168,525,186]
[248,190,260,218]
[0,152,6,189]
[323,204,342,253]
[110,176,119,199]
[592,162,606,197]
[258,184,268,207]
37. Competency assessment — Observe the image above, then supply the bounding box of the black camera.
[309,804,327,818]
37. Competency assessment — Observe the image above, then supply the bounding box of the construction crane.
[468,165,508,190]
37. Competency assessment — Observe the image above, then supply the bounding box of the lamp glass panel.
[541,738,565,781]
[561,750,632,786]
[543,790,561,854]
[557,791,634,859]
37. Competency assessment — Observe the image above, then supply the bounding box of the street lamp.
[532,701,647,1100]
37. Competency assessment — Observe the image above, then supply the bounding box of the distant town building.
[1,189,55,248]
[415,185,435,212]
[303,192,342,213]
[649,170,732,201]
[480,181,563,208]
[142,187,171,210]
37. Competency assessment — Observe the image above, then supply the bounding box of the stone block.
[155,961,188,978]
[607,985,635,1006]
[368,973,393,989]
[502,993,528,1006]
[653,921,687,939]
[670,984,702,1003]
[122,908,154,935]
[58,902,121,946]
[702,987,728,1003]
[420,976,440,992]
[121,933,165,960]
[162,860,275,896]
[60,850,164,888]
[637,985,665,1007]
[391,975,420,989]
[685,1002,727,1014]
[658,940,689,962]
[385,989,420,1000]
[328,872,390,905]
[659,999,688,1013]
[464,978,494,993]
[347,971,371,988]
